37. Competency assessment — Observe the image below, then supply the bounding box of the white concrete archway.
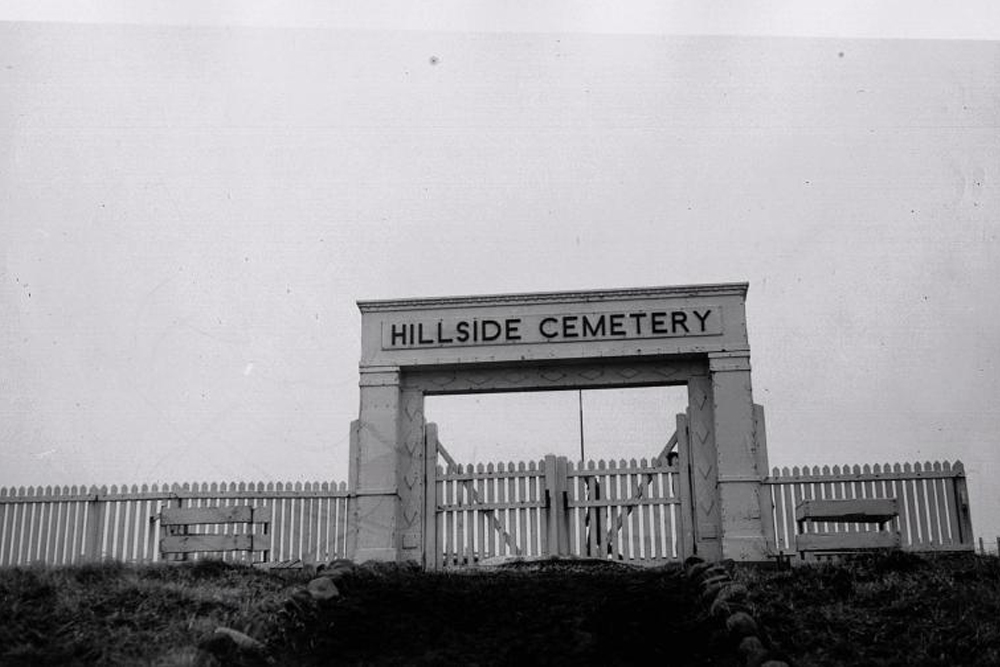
[347,284,772,563]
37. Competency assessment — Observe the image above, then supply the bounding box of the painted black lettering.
[562,315,579,338]
[628,312,647,335]
[390,323,406,346]
[436,321,452,344]
[505,318,522,341]
[693,309,712,332]
[609,313,625,336]
[418,322,434,344]
[582,314,606,337]
[671,311,689,333]
[482,319,502,342]
[651,311,669,334]
[539,317,558,339]
[408,323,416,344]
[455,321,470,342]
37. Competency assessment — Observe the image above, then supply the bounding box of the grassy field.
[0,559,300,665]
[736,551,1000,666]
[0,553,997,665]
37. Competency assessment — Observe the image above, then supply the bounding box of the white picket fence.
[764,461,975,554]
[0,481,350,567]
[0,461,977,567]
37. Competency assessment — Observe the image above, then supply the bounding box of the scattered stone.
[701,573,731,589]
[683,555,705,569]
[725,611,758,638]
[699,565,731,581]
[685,561,713,581]
[152,646,219,667]
[709,595,751,620]
[740,638,772,667]
[700,580,729,602]
[321,558,356,579]
[307,576,340,601]
[356,559,420,576]
[284,587,318,616]
[738,635,766,657]
[197,628,268,666]
[715,583,749,604]
[212,627,264,651]
[748,652,777,667]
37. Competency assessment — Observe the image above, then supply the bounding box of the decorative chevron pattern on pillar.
[687,375,721,559]
[397,388,425,556]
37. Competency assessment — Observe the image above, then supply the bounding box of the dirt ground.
[269,560,735,666]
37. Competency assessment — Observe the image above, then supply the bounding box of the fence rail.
[0,481,350,567]
[764,461,975,554]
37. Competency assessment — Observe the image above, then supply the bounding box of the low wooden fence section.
[0,482,350,567]
[764,461,975,554]
[431,454,687,567]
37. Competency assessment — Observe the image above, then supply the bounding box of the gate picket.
[640,459,653,560]
[506,463,517,557]
[529,461,541,557]
[482,463,492,559]
[650,465,663,559]
[517,463,528,556]
[443,466,453,565]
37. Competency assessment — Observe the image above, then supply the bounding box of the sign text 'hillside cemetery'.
[382,307,722,348]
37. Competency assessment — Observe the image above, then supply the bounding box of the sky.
[1,3,998,545]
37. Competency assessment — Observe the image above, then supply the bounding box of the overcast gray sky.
[1,3,998,544]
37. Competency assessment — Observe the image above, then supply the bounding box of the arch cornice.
[358,282,749,313]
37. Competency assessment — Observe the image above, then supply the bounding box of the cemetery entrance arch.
[347,284,773,565]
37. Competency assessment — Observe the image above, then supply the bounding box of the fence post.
[753,404,778,556]
[84,488,105,562]
[542,455,570,557]
[424,423,439,570]
[544,455,558,557]
[345,420,361,561]
[952,462,975,547]
[557,457,570,555]
[675,414,695,558]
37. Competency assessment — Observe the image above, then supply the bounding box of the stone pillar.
[709,351,770,560]
[348,366,402,562]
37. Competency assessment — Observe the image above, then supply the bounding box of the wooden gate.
[425,423,693,568]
